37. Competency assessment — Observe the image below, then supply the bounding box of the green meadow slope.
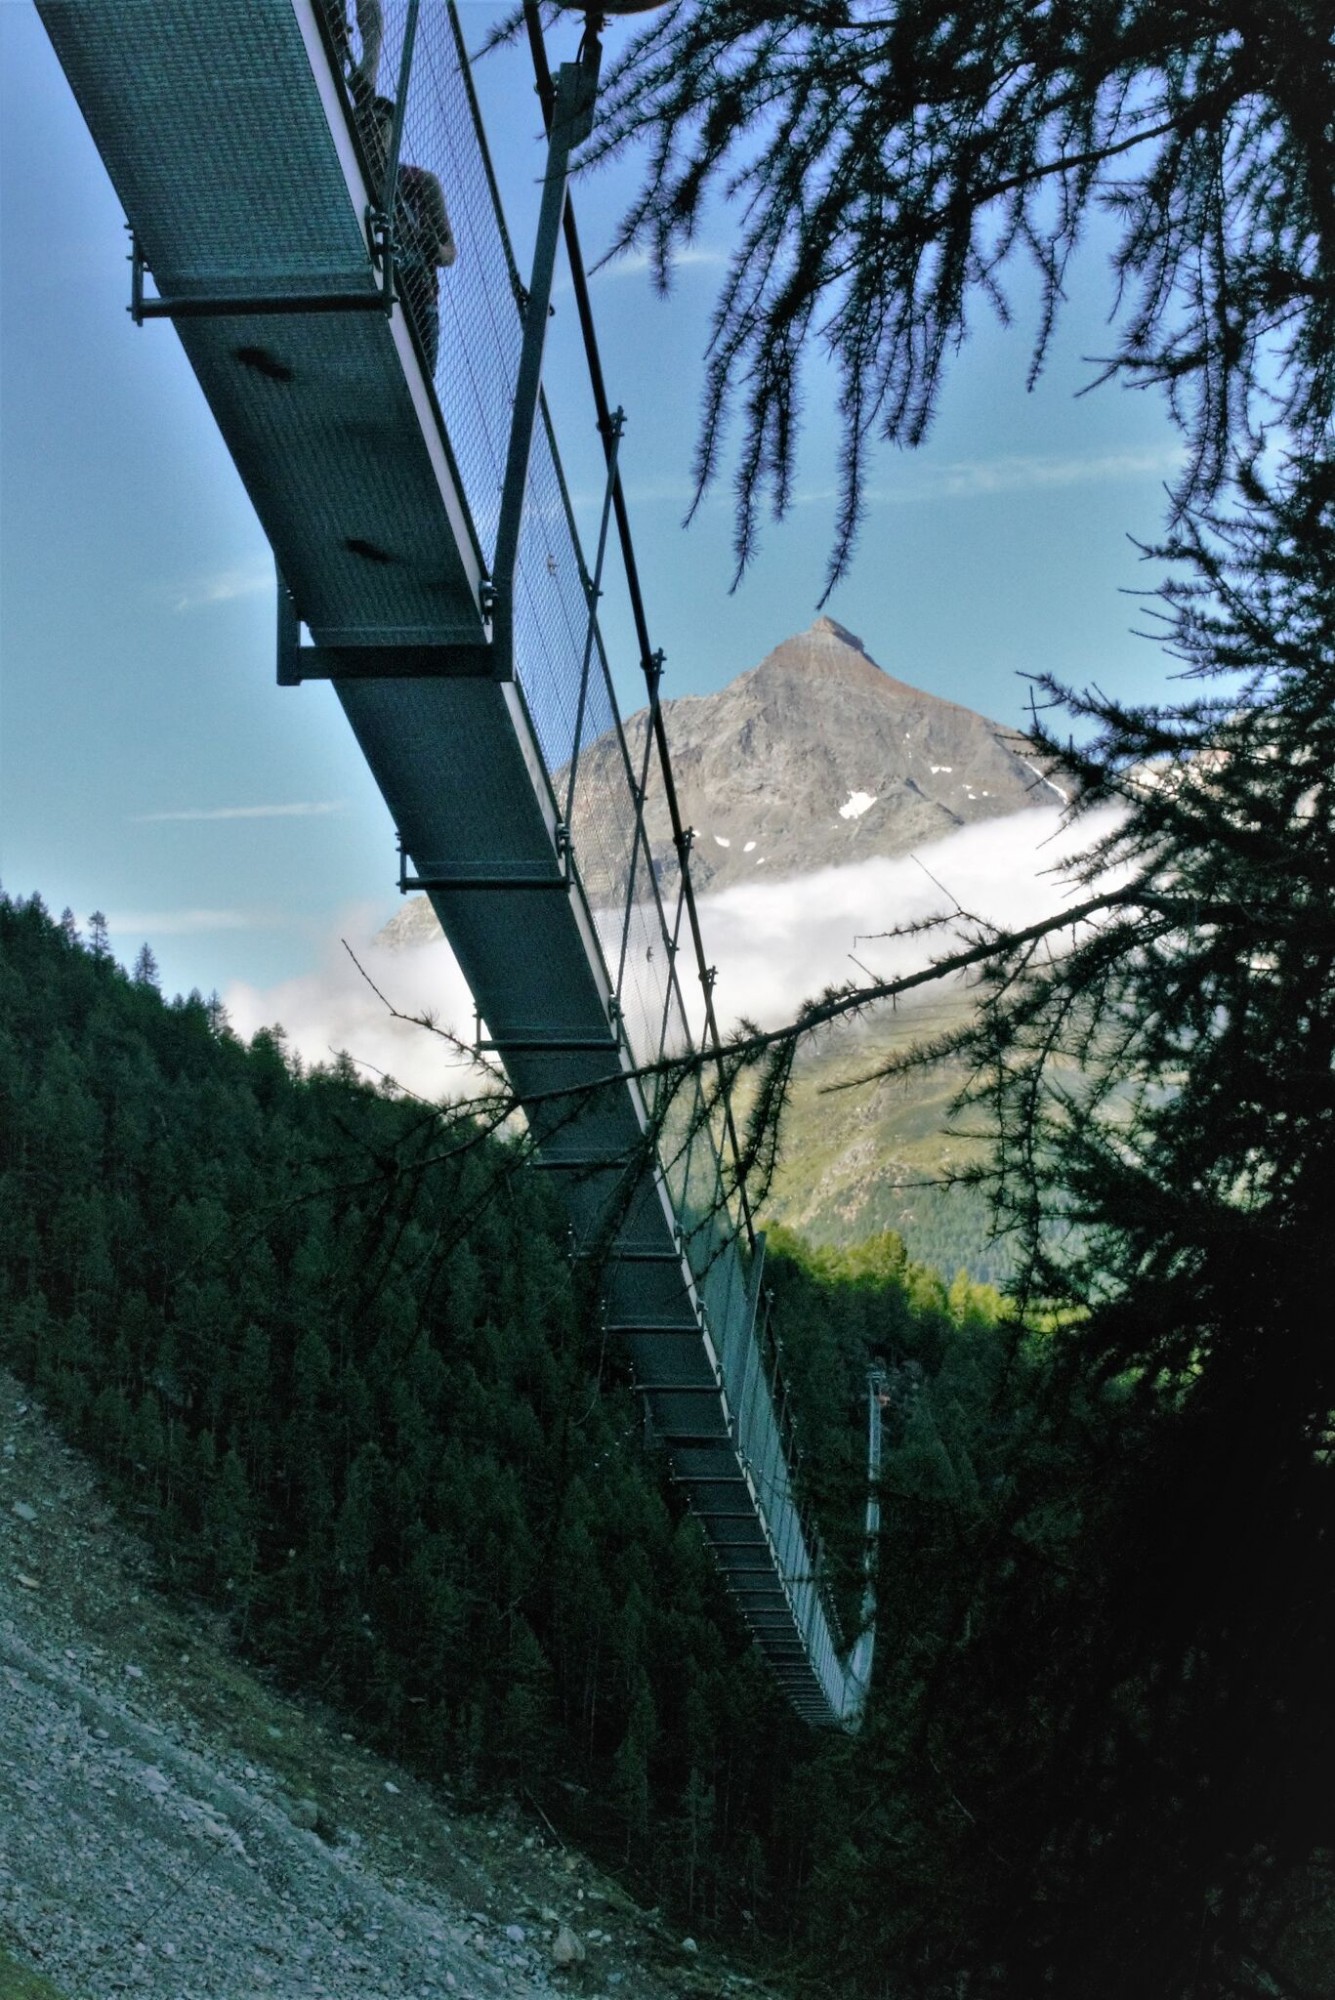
[757,987,1006,1283]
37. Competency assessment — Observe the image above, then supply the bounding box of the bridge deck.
[37,0,868,1728]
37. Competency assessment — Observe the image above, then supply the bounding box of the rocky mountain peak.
[382,624,1065,946]
[745,616,885,696]
[555,622,1063,903]
[809,614,872,654]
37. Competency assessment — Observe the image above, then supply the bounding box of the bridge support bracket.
[276,569,494,684]
[129,232,391,326]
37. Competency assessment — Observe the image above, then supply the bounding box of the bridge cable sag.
[33,0,882,1728]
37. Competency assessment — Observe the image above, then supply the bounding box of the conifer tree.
[131,942,160,988]
[595,0,1335,588]
[588,7,1335,1982]
[709,472,1335,1992]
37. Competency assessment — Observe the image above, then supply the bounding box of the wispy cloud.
[591,244,730,281]
[132,801,347,824]
[579,476,705,510]
[108,908,288,937]
[219,808,1126,1101]
[167,557,273,613]
[573,446,1181,519]
[798,443,1187,509]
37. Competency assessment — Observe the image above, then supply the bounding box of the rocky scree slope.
[0,1369,781,2000]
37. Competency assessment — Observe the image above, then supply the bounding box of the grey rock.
[11,1501,36,1523]
[380,618,1066,943]
[551,1923,585,1967]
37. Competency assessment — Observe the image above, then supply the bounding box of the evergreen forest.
[1,886,1330,1995]
[0,891,998,1963]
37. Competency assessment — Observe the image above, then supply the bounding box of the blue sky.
[1,1,1183,1006]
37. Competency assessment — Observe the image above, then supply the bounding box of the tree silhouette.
[594,0,1334,587]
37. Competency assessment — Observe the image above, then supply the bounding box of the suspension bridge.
[35,0,881,1728]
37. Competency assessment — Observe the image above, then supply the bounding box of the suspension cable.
[521,0,757,1256]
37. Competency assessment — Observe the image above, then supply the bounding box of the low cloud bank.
[224,807,1121,1100]
[224,912,479,1102]
[695,803,1122,1039]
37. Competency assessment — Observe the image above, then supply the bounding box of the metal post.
[491,43,601,677]
[128,229,145,326]
[367,0,420,311]
[381,0,420,217]
[564,408,624,835]
[275,565,301,686]
[614,664,659,1015]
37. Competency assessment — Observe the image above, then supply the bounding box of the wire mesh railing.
[316,0,860,1708]
[343,1,707,1159]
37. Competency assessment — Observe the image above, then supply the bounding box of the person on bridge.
[370,97,457,380]
[322,0,383,109]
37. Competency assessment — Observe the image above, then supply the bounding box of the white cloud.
[685,803,1127,1039]
[795,443,1186,509]
[220,809,1124,1100]
[568,474,703,510]
[133,801,347,824]
[914,444,1185,499]
[576,443,1184,518]
[223,915,481,1101]
[589,244,729,281]
[167,556,273,613]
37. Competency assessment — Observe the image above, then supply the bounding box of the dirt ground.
[0,1370,780,2000]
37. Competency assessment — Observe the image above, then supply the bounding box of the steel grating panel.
[35,0,874,1731]
[606,1257,697,1324]
[339,686,551,869]
[641,1392,729,1439]
[37,1,370,295]
[625,1336,717,1388]
[180,317,482,642]
[702,1520,770,1550]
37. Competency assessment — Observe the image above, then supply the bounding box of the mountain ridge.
[381,618,1062,948]
[568,615,1063,904]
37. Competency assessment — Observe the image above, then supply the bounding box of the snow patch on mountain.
[1020,754,1070,803]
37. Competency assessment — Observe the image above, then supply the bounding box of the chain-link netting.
[346,1,712,1208]
[317,0,855,1715]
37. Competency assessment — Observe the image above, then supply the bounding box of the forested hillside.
[0,889,1005,1962]
[4,889,1329,1994]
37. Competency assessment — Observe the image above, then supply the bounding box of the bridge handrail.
[378,0,867,1702]
[37,0,878,1724]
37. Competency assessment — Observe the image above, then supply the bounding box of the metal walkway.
[36,0,878,1728]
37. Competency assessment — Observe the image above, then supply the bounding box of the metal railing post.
[564,408,624,835]
[380,0,420,218]
[491,41,601,678]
